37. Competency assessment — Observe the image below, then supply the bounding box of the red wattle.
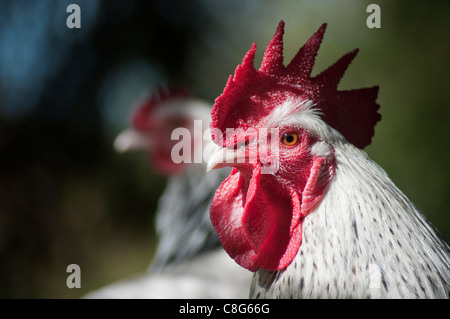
[210,151,335,272]
[210,165,304,272]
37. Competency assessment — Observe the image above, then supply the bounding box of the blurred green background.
[0,0,449,298]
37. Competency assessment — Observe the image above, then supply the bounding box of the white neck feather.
[251,142,450,298]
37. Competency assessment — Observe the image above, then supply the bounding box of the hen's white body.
[85,249,251,299]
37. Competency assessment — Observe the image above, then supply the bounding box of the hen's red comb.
[132,86,190,132]
[211,21,380,149]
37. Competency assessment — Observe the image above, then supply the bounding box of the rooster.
[207,21,450,298]
[85,87,251,298]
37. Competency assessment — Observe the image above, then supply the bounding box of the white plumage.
[86,249,249,299]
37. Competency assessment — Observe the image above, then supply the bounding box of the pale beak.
[114,129,152,153]
[206,146,256,172]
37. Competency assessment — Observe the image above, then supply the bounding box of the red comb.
[132,86,191,132]
[211,21,380,149]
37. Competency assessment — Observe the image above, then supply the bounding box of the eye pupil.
[281,132,299,147]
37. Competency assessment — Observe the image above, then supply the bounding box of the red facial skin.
[210,127,335,272]
[151,117,192,176]
[141,116,192,176]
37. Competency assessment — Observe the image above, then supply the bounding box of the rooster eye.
[281,132,300,147]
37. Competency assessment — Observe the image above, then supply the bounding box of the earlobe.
[301,148,336,215]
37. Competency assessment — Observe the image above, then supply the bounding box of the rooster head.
[207,21,380,271]
[114,87,193,176]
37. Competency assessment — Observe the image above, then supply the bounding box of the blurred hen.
[114,88,223,269]
[85,87,250,298]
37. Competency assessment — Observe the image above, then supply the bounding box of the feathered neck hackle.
[211,20,381,149]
